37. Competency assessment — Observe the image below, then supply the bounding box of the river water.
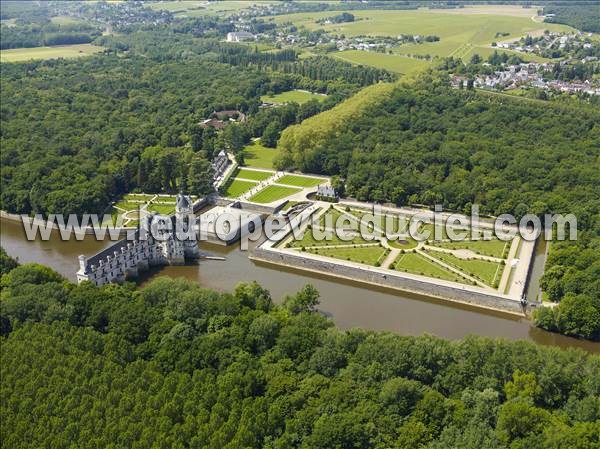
[1,218,597,353]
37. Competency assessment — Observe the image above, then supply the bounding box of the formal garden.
[281,205,517,291]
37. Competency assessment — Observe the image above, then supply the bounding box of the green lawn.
[394,252,470,284]
[1,44,103,62]
[345,209,408,234]
[289,229,373,248]
[425,250,503,287]
[318,208,356,230]
[114,201,142,212]
[388,237,419,251]
[429,238,509,259]
[236,168,274,181]
[224,179,257,198]
[123,194,156,202]
[243,141,279,169]
[147,203,175,215]
[307,245,388,266]
[261,90,327,105]
[248,185,302,204]
[277,174,325,188]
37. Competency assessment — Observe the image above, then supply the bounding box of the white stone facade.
[77,194,199,286]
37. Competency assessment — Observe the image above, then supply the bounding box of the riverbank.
[2,217,597,353]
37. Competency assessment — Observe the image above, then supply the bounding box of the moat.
[1,217,597,353]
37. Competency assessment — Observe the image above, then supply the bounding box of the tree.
[283,284,320,314]
[187,157,214,196]
[189,124,204,152]
[261,122,280,148]
[470,54,482,65]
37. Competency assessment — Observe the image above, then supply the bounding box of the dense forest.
[1,255,599,448]
[0,20,101,49]
[0,46,384,216]
[0,56,270,216]
[543,4,600,33]
[0,16,392,217]
[276,75,600,340]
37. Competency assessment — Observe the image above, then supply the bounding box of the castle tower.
[175,193,199,259]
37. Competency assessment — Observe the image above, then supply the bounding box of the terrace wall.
[251,246,526,316]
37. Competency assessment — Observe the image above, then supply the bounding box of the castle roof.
[176,193,191,210]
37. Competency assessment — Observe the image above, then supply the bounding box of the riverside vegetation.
[1,251,599,449]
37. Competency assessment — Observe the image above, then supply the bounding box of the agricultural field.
[332,51,431,75]
[236,168,274,181]
[49,15,85,25]
[224,179,257,198]
[160,1,273,17]
[243,141,279,169]
[307,245,389,266]
[271,7,572,70]
[261,89,327,105]
[277,174,325,188]
[0,44,103,62]
[248,185,302,204]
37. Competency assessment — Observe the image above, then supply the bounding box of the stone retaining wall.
[235,201,280,215]
[251,247,526,316]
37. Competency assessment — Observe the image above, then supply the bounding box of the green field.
[307,245,388,266]
[271,7,572,69]
[277,174,325,188]
[426,250,503,287]
[164,1,273,17]
[50,16,85,25]
[429,238,508,259]
[249,185,302,204]
[261,90,327,105]
[243,141,279,169]
[333,51,431,75]
[224,179,257,198]
[1,44,103,62]
[236,168,274,181]
[394,252,469,284]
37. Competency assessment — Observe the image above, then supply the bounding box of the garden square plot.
[236,168,274,181]
[249,185,302,204]
[424,249,503,287]
[307,245,388,266]
[243,141,279,169]
[428,238,509,259]
[224,179,258,198]
[277,175,325,188]
[394,252,470,285]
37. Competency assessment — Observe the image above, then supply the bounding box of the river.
[1,218,597,353]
